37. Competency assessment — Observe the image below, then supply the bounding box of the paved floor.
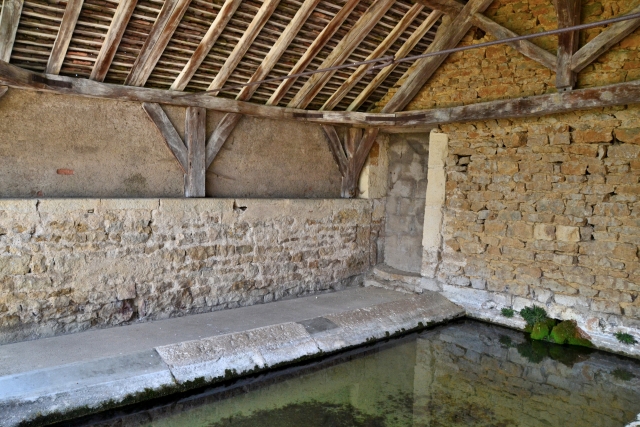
[0,286,464,427]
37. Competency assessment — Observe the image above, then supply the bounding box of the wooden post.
[185,107,206,197]
[555,0,581,91]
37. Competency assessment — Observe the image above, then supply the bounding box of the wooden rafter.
[142,102,188,173]
[125,0,191,87]
[207,0,281,91]
[554,0,581,91]
[90,0,137,82]
[46,0,84,75]
[322,2,424,111]
[322,126,380,198]
[0,0,23,63]
[472,13,556,70]
[572,3,640,73]
[171,0,241,91]
[266,0,360,106]
[288,0,395,109]
[348,9,442,111]
[382,0,493,113]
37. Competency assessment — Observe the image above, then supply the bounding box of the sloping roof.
[5,0,440,112]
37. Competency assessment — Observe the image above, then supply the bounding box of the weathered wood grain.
[206,112,241,168]
[348,9,442,111]
[208,0,280,91]
[90,0,137,82]
[413,0,462,16]
[125,0,191,87]
[554,0,581,90]
[321,125,347,177]
[322,2,423,111]
[0,0,24,62]
[142,102,188,173]
[288,0,395,109]
[382,0,494,113]
[267,0,360,106]
[171,0,241,91]
[0,60,400,125]
[46,0,84,74]
[572,3,640,73]
[185,106,206,197]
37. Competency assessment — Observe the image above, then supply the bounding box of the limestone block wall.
[0,198,379,344]
[383,134,429,273]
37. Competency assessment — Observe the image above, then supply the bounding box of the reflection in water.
[64,320,640,427]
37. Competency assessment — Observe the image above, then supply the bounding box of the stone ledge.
[0,287,464,427]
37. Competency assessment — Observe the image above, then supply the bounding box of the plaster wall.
[383,134,429,273]
[0,89,341,198]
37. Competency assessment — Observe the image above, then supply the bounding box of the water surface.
[62,320,640,427]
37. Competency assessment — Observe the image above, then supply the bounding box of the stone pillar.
[421,130,448,289]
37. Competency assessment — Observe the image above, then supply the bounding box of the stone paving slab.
[0,287,464,427]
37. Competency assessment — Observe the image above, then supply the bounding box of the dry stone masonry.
[0,198,379,344]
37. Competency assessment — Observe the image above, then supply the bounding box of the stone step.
[372,264,422,287]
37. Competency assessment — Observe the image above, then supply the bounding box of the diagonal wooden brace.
[322,125,379,198]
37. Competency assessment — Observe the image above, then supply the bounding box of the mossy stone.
[531,322,550,340]
[550,320,593,347]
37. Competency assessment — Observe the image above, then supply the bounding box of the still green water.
[65,320,640,427]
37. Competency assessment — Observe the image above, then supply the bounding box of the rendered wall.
[0,89,341,198]
[0,198,379,344]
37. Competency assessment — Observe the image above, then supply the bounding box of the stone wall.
[0,89,341,198]
[372,0,640,356]
[0,198,379,344]
[383,134,429,273]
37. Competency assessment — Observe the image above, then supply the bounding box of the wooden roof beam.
[171,0,241,91]
[288,0,395,109]
[348,9,442,111]
[382,0,494,113]
[0,0,24,62]
[90,0,137,82]
[125,0,191,87]
[322,2,424,111]
[266,0,360,106]
[572,3,640,73]
[207,0,281,91]
[554,0,581,91]
[417,0,556,69]
[46,0,83,74]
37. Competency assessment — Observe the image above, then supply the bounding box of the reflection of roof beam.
[382,0,494,113]
[288,0,395,109]
[0,0,24,63]
[171,0,241,91]
[266,0,360,106]
[90,0,137,82]
[207,0,281,91]
[348,9,442,112]
[46,0,84,74]
[125,0,191,87]
[322,2,424,111]
[554,0,581,91]
[572,3,640,73]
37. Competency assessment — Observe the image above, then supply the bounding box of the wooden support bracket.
[554,0,581,91]
[322,125,379,198]
[0,85,7,99]
[142,103,237,197]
